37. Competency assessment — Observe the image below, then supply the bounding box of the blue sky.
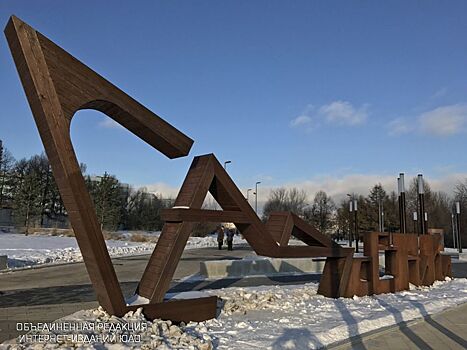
[1,1,467,201]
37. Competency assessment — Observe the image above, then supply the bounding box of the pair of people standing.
[216,225,234,251]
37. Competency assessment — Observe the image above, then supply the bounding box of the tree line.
[263,179,467,248]
[0,141,173,233]
[2,139,466,245]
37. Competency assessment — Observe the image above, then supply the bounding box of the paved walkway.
[330,302,467,350]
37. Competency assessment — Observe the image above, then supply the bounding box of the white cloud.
[386,118,413,136]
[290,100,368,132]
[387,104,467,137]
[141,182,180,199]
[289,115,313,128]
[418,104,467,136]
[98,118,123,129]
[319,100,368,126]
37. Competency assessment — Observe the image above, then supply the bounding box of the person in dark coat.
[217,225,225,250]
[226,228,235,251]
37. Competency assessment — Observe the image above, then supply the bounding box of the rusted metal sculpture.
[5,16,451,322]
[318,232,452,298]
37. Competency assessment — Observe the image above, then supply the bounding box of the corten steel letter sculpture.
[5,16,452,322]
[318,232,452,298]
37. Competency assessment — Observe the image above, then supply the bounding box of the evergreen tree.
[86,172,127,231]
[125,188,169,231]
[11,158,43,233]
[0,140,16,207]
[367,184,387,231]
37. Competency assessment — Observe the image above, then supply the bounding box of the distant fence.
[0,208,69,229]
[0,208,13,226]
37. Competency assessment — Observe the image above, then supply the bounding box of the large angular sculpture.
[3,16,211,321]
[5,16,451,322]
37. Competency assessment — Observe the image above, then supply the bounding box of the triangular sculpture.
[138,154,352,302]
[4,16,205,320]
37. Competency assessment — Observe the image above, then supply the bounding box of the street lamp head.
[417,174,424,194]
[256,181,261,185]
[399,173,405,193]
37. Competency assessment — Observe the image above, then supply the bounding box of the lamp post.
[417,174,426,235]
[398,177,401,231]
[255,181,261,214]
[398,173,407,233]
[378,191,382,233]
[353,198,359,252]
[224,160,231,170]
[451,212,456,249]
[347,194,353,248]
[381,201,385,233]
[424,212,428,234]
[456,201,462,253]
[413,211,418,235]
[246,188,252,202]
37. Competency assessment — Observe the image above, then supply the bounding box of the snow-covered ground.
[2,278,467,349]
[0,232,245,269]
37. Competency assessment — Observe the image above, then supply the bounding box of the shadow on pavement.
[394,294,467,349]
[376,297,433,349]
[334,300,367,350]
[272,327,324,349]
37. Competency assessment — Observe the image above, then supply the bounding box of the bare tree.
[304,190,335,234]
[262,187,308,220]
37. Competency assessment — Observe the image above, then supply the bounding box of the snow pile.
[3,278,467,349]
[200,278,467,349]
[2,306,213,350]
[0,233,246,269]
[0,234,156,269]
[187,235,244,249]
